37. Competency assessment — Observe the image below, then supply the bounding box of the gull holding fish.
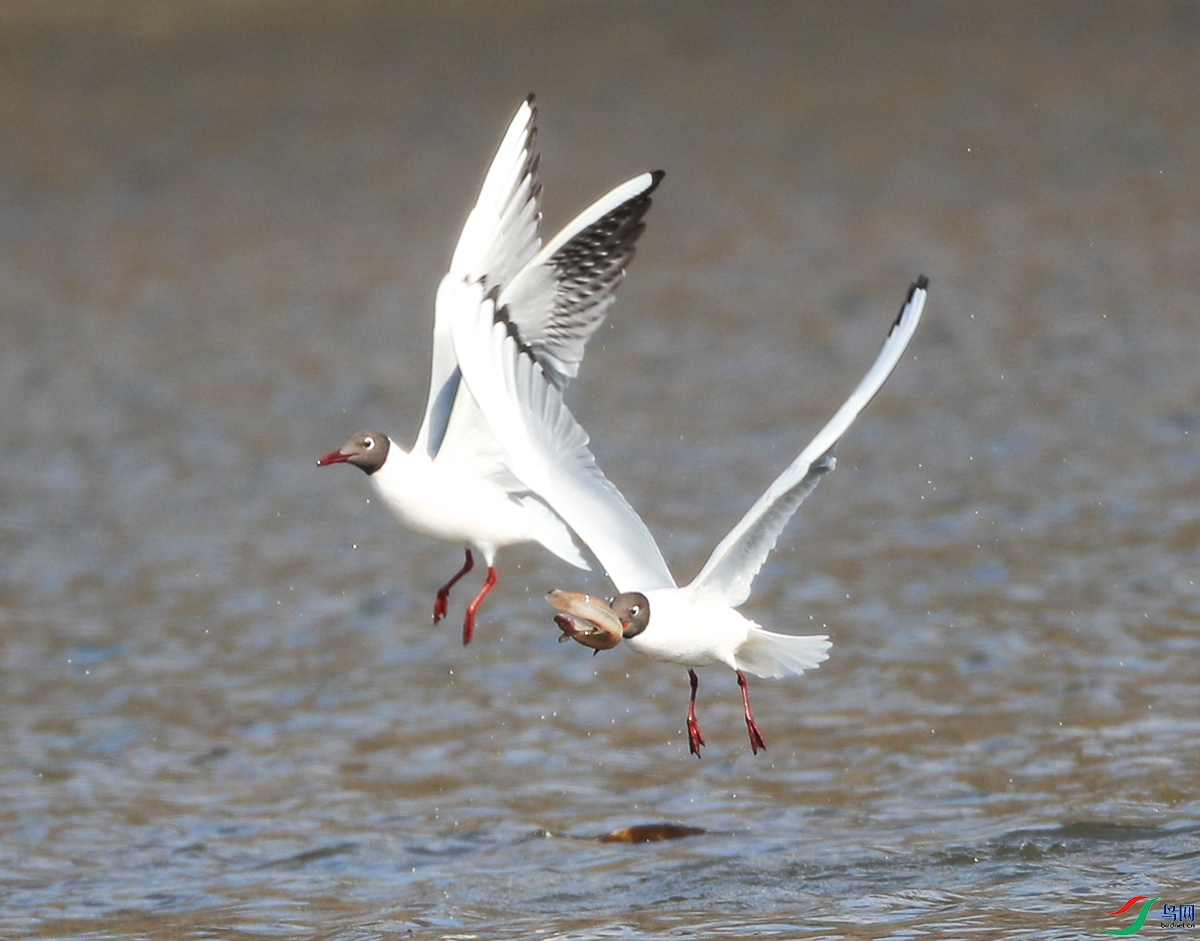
[452,272,927,754]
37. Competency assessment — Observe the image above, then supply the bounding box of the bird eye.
[364,437,375,449]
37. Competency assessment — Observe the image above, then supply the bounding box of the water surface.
[1,3,1198,938]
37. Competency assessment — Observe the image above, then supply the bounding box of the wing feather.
[416,100,659,463]
[416,96,541,459]
[690,277,928,607]
[498,171,663,388]
[452,295,676,593]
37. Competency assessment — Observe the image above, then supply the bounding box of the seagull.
[318,95,664,644]
[451,274,927,754]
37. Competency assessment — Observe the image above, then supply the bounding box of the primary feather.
[689,276,927,607]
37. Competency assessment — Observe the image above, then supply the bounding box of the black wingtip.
[648,169,666,191]
[889,274,929,334]
[525,91,536,105]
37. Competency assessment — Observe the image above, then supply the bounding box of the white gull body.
[319,96,664,643]
[452,274,927,752]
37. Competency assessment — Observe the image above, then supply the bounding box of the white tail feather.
[734,627,831,679]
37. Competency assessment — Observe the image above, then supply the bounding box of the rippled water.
[2,3,1199,939]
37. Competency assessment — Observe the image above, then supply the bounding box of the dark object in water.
[596,823,706,843]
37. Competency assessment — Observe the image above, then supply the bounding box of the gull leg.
[737,670,767,755]
[686,669,706,758]
[461,566,497,646]
[433,549,474,624]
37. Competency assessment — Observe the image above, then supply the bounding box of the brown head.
[316,430,390,475]
[546,589,651,650]
[610,592,650,639]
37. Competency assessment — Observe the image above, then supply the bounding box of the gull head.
[610,592,650,639]
[547,589,651,650]
[317,430,389,475]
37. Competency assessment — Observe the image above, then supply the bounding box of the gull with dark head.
[319,96,663,643]
[452,274,927,754]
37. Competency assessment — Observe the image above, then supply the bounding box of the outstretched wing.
[497,170,663,389]
[690,277,928,608]
[416,97,661,468]
[451,293,677,594]
[416,96,543,459]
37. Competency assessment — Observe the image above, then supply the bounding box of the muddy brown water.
[1,3,1198,939]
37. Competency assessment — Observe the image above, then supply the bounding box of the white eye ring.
[364,437,375,449]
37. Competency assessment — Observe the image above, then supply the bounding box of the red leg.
[737,669,767,755]
[686,669,706,758]
[461,565,497,645]
[433,549,474,624]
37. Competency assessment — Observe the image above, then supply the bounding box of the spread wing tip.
[890,274,929,335]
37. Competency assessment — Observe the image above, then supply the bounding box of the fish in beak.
[547,589,624,651]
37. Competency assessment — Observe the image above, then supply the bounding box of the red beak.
[316,449,350,467]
